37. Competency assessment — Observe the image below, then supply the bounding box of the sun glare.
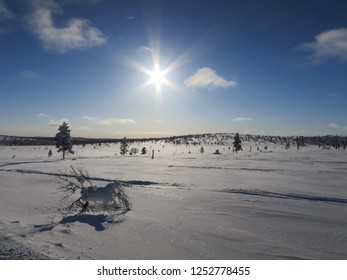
[148,65,166,88]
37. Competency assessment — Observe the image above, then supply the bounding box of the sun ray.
[105,0,239,101]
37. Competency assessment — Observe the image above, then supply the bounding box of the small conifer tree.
[55,122,74,160]
[120,137,129,155]
[233,132,243,153]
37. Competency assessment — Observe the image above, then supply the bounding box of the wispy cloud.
[329,93,340,98]
[329,122,340,129]
[137,46,153,53]
[26,2,106,53]
[299,28,347,64]
[0,0,16,20]
[20,70,41,79]
[232,117,253,122]
[83,115,99,121]
[184,67,238,90]
[126,16,135,21]
[61,0,103,4]
[0,0,16,34]
[128,131,174,136]
[98,118,136,125]
[75,126,90,131]
[48,118,69,127]
[328,122,347,132]
[82,116,135,125]
[37,113,48,118]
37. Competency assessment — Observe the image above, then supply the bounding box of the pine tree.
[233,132,243,153]
[120,137,129,155]
[55,122,74,160]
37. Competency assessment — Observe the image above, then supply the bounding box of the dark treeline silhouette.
[1,133,346,149]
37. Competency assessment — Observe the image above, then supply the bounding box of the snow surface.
[0,142,346,259]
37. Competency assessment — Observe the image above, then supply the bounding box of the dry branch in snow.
[56,166,131,214]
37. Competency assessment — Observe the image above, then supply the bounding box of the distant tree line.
[0,136,55,146]
[1,133,346,150]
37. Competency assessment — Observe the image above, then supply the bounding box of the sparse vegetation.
[213,149,221,154]
[129,147,139,155]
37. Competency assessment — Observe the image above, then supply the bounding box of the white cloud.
[20,70,41,79]
[37,113,48,117]
[300,28,347,64]
[82,115,99,121]
[232,117,253,122]
[0,0,16,20]
[26,3,106,53]
[82,116,135,125]
[184,67,238,90]
[329,122,347,132]
[98,118,136,125]
[128,131,174,136]
[48,118,69,127]
[137,46,153,53]
[75,126,90,130]
[329,122,340,129]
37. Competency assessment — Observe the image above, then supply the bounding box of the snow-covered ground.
[0,142,346,259]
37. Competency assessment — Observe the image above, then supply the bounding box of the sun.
[148,64,166,89]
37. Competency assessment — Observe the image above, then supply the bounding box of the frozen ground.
[0,142,346,259]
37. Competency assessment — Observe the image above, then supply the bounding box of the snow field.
[0,142,346,259]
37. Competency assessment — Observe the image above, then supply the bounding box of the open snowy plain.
[0,141,346,259]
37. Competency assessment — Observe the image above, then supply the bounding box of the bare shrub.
[56,166,131,214]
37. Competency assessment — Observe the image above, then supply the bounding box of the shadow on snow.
[34,214,125,232]
[59,214,124,231]
[222,188,347,205]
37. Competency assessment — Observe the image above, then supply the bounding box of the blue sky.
[1,0,346,138]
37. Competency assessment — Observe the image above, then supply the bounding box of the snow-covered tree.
[120,137,129,155]
[55,122,74,160]
[129,147,139,155]
[233,132,243,153]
